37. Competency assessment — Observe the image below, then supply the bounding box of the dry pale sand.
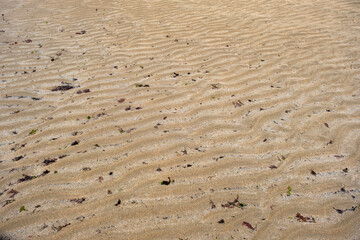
[0,0,360,239]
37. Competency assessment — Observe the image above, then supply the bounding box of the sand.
[0,0,360,239]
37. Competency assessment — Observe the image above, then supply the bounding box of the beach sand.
[0,0,360,239]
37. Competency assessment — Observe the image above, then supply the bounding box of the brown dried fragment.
[115,199,121,206]
[242,221,255,230]
[12,155,25,161]
[43,158,57,166]
[51,85,74,91]
[2,199,15,207]
[98,176,104,182]
[310,170,317,176]
[70,198,86,204]
[221,195,246,209]
[209,199,216,209]
[324,123,329,128]
[117,98,125,103]
[40,170,50,176]
[76,30,86,35]
[269,165,277,169]
[295,213,316,223]
[52,223,71,232]
[7,189,19,198]
[218,219,225,224]
[82,167,91,171]
[232,100,244,108]
[334,155,344,158]
[24,39,32,43]
[18,174,35,183]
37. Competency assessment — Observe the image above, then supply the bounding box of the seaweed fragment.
[221,195,246,209]
[295,213,315,223]
[242,221,255,230]
[51,85,74,91]
[43,158,57,166]
[70,198,86,204]
[161,177,174,185]
[115,199,121,206]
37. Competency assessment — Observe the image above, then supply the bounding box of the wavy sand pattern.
[1,0,360,239]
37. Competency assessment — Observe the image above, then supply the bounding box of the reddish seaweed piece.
[242,221,255,230]
[269,165,277,169]
[324,123,329,128]
[295,213,316,223]
[117,98,125,103]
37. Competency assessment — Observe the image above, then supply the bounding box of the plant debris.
[12,155,25,161]
[217,219,225,224]
[8,189,19,198]
[295,213,316,223]
[71,140,79,146]
[2,199,15,207]
[324,123,329,128]
[117,98,125,103]
[269,165,277,169]
[115,199,121,206]
[82,167,91,171]
[51,85,74,91]
[18,174,36,183]
[70,198,86,204]
[209,199,216,209]
[311,170,317,176]
[221,195,246,209]
[76,30,86,35]
[98,176,104,182]
[19,206,25,212]
[286,186,292,196]
[161,177,174,185]
[40,170,50,176]
[135,83,149,87]
[29,129,37,135]
[43,158,57,166]
[242,221,255,230]
[232,100,244,108]
[24,39,32,43]
[333,206,357,214]
[77,89,90,94]
[52,223,71,232]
